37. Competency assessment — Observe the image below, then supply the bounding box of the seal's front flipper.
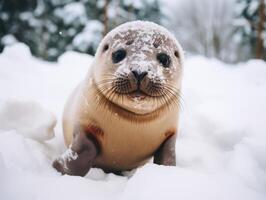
[53,127,99,176]
[154,133,176,166]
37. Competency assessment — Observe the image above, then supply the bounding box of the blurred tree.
[102,0,110,36]
[0,0,37,51]
[169,0,245,63]
[0,0,163,61]
[235,0,266,60]
[99,0,162,35]
[18,0,90,61]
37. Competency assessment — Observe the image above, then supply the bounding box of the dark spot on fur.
[86,125,104,138]
[126,39,134,45]
[153,37,162,48]
[103,44,109,52]
[84,125,104,150]
[164,128,176,138]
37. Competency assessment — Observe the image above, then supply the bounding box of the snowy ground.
[0,43,266,200]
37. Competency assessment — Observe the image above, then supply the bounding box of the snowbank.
[0,43,265,200]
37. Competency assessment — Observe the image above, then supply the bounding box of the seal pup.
[53,21,184,176]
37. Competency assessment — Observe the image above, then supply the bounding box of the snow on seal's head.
[92,21,184,115]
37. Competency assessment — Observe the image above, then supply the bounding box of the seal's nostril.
[132,70,139,79]
[132,70,148,82]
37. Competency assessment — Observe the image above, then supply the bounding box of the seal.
[53,21,184,176]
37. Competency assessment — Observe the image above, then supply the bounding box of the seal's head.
[93,21,184,115]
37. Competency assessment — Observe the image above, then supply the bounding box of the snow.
[54,2,87,25]
[0,100,56,142]
[56,147,79,171]
[73,20,104,52]
[247,1,259,16]
[0,43,266,200]
[0,34,18,46]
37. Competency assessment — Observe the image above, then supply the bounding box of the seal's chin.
[97,81,163,115]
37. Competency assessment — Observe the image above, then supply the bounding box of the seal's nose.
[132,70,148,83]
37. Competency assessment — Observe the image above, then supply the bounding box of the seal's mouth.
[127,90,147,100]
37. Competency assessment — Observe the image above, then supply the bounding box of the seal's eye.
[112,49,127,63]
[157,53,171,68]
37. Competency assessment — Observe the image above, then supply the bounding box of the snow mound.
[0,100,56,142]
[1,34,18,46]
[123,164,266,200]
[58,50,93,67]
[2,43,32,59]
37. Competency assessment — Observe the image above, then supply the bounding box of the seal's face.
[93,22,183,115]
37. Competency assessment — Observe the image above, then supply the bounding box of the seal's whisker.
[163,86,183,111]
[164,85,184,109]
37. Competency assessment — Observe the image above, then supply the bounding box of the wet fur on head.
[91,21,184,116]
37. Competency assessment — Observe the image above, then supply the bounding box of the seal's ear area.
[174,51,179,58]
[102,44,109,52]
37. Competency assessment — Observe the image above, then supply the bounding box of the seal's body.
[63,81,179,172]
[53,21,184,176]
